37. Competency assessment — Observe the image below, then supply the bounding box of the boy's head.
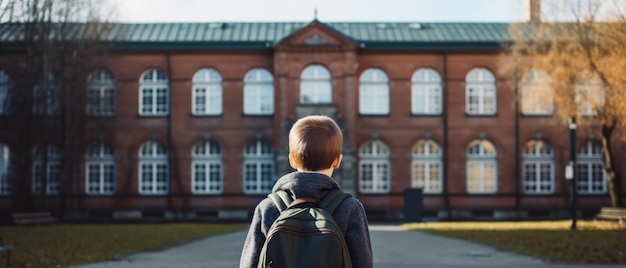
[289,115,343,171]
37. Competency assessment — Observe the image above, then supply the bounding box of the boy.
[240,115,373,268]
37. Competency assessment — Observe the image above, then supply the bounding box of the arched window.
[575,75,604,116]
[0,144,10,195]
[86,142,116,195]
[359,140,390,193]
[139,140,169,194]
[192,68,222,115]
[466,68,496,115]
[139,69,169,116]
[0,71,11,115]
[192,139,223,194]
[411,139,442,193]
[411,68,442,115]
[466,139,497,193]
[243,140,275,194]
[521,70,553,115]
[576,140,606,194]
[300,65,331,104]
[359,68,389,115]
[32,145,61,195]
[244,68,274,115]
[522,139,554,194]
[33,73,61,115]
[87,69,116,116]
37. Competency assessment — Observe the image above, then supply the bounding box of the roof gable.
[274,20,357,52]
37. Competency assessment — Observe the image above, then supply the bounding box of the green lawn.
[0,223,247,268]
[404,220,626,264]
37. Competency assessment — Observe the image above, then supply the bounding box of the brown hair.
[289,115,343,171]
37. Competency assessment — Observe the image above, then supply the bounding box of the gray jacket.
[240,171,374,268]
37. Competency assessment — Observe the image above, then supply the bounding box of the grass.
[404,220,626,264]
[0,223,247,268]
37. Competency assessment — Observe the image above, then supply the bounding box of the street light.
[566,117,577,231]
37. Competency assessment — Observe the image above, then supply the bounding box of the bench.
[0,238,12,268]
[596,207,626,223]
[12,211,57,225]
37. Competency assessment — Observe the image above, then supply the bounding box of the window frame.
[520,70,554,116]
[139,69,169,116]
[300,65,332,104]
[576,141,607,194]
[522,140,555,194]
[192,139,224,194]
[87,69,117,117]
[244,68,274,115]
[465,68,497,115]
[32,146,61,195]
[411,139,443,193]
[33,73,61,115]
[359,68,390,115]
[138,140,169,195]
[0,71,11,115]
[411,68,442,115]
[243,140,275,194]
[0,144,10,195]
[466,139,498,194]
[85,142,116,195]
[359,140,391,194]
[192,68,223,116]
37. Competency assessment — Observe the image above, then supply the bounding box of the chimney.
[525,0,541,23]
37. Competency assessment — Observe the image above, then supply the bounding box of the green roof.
[0,21,516,51]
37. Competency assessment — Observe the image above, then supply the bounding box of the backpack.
[258,189,353,268]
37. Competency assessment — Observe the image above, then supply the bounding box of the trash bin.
[403,188,423,222]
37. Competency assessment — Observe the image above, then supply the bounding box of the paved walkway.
[72,225,624,268]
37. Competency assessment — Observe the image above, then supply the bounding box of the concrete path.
[72,225,624,268]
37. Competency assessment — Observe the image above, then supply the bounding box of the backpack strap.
[268,190,294,212]
[320,189,352,215]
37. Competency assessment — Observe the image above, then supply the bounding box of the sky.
[109,0,530,23]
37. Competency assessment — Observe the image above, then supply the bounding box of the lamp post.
[566,117,577,231]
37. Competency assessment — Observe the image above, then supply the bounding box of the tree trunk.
[601,124,623,207]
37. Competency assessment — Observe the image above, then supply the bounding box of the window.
[0,71,11,115]
[192,139,223,194]
[466,139,497,193]
[243,140,275,194]
[576,140,606,194]
[139,140,169,195]
[32,145,61,195]
[522,140,554,194]
[0,144,10,195]
[244,68,274,115]
[411,68,442,115]
[86,142,116,195]
[359,140,390,193]
[359,68,389,115]
[576,77,604,116]
[411,139,442,193]
[300,65,332,104]
[521,70,553,115]
[466,68,496,115]
[139,69,169,116]
[87,69,116,116]
[33,73,61,115]
[192,68,222,115]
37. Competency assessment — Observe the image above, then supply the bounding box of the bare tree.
[501,0,626,207]
[1,0,114,213]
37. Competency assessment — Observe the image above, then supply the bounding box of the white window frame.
[33,73,61,115]
[192,140,223,194]
[411,68,442,115]
[139,69,169,116]
[243,140,275,194]
[576,141,607,194]
[244,68,274,115]
[411,139,443,193]
[359,68,390,115]
[0,144,10,195]
[0,71,11,115]
[521,70,553,115]
[139,140,169,195]
[192,68,222,115]
[359,140,391,193]
[466,139,497,193]
[32,145,61,195]
[86,142,116,195]
[575,78,604,116]
[300,65,332,104]
[466,68,497,115]
[522,140,555,194]
[87,69,116,116]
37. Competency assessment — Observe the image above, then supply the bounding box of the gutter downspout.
[514,69,520,211]
[165,52,174,212]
